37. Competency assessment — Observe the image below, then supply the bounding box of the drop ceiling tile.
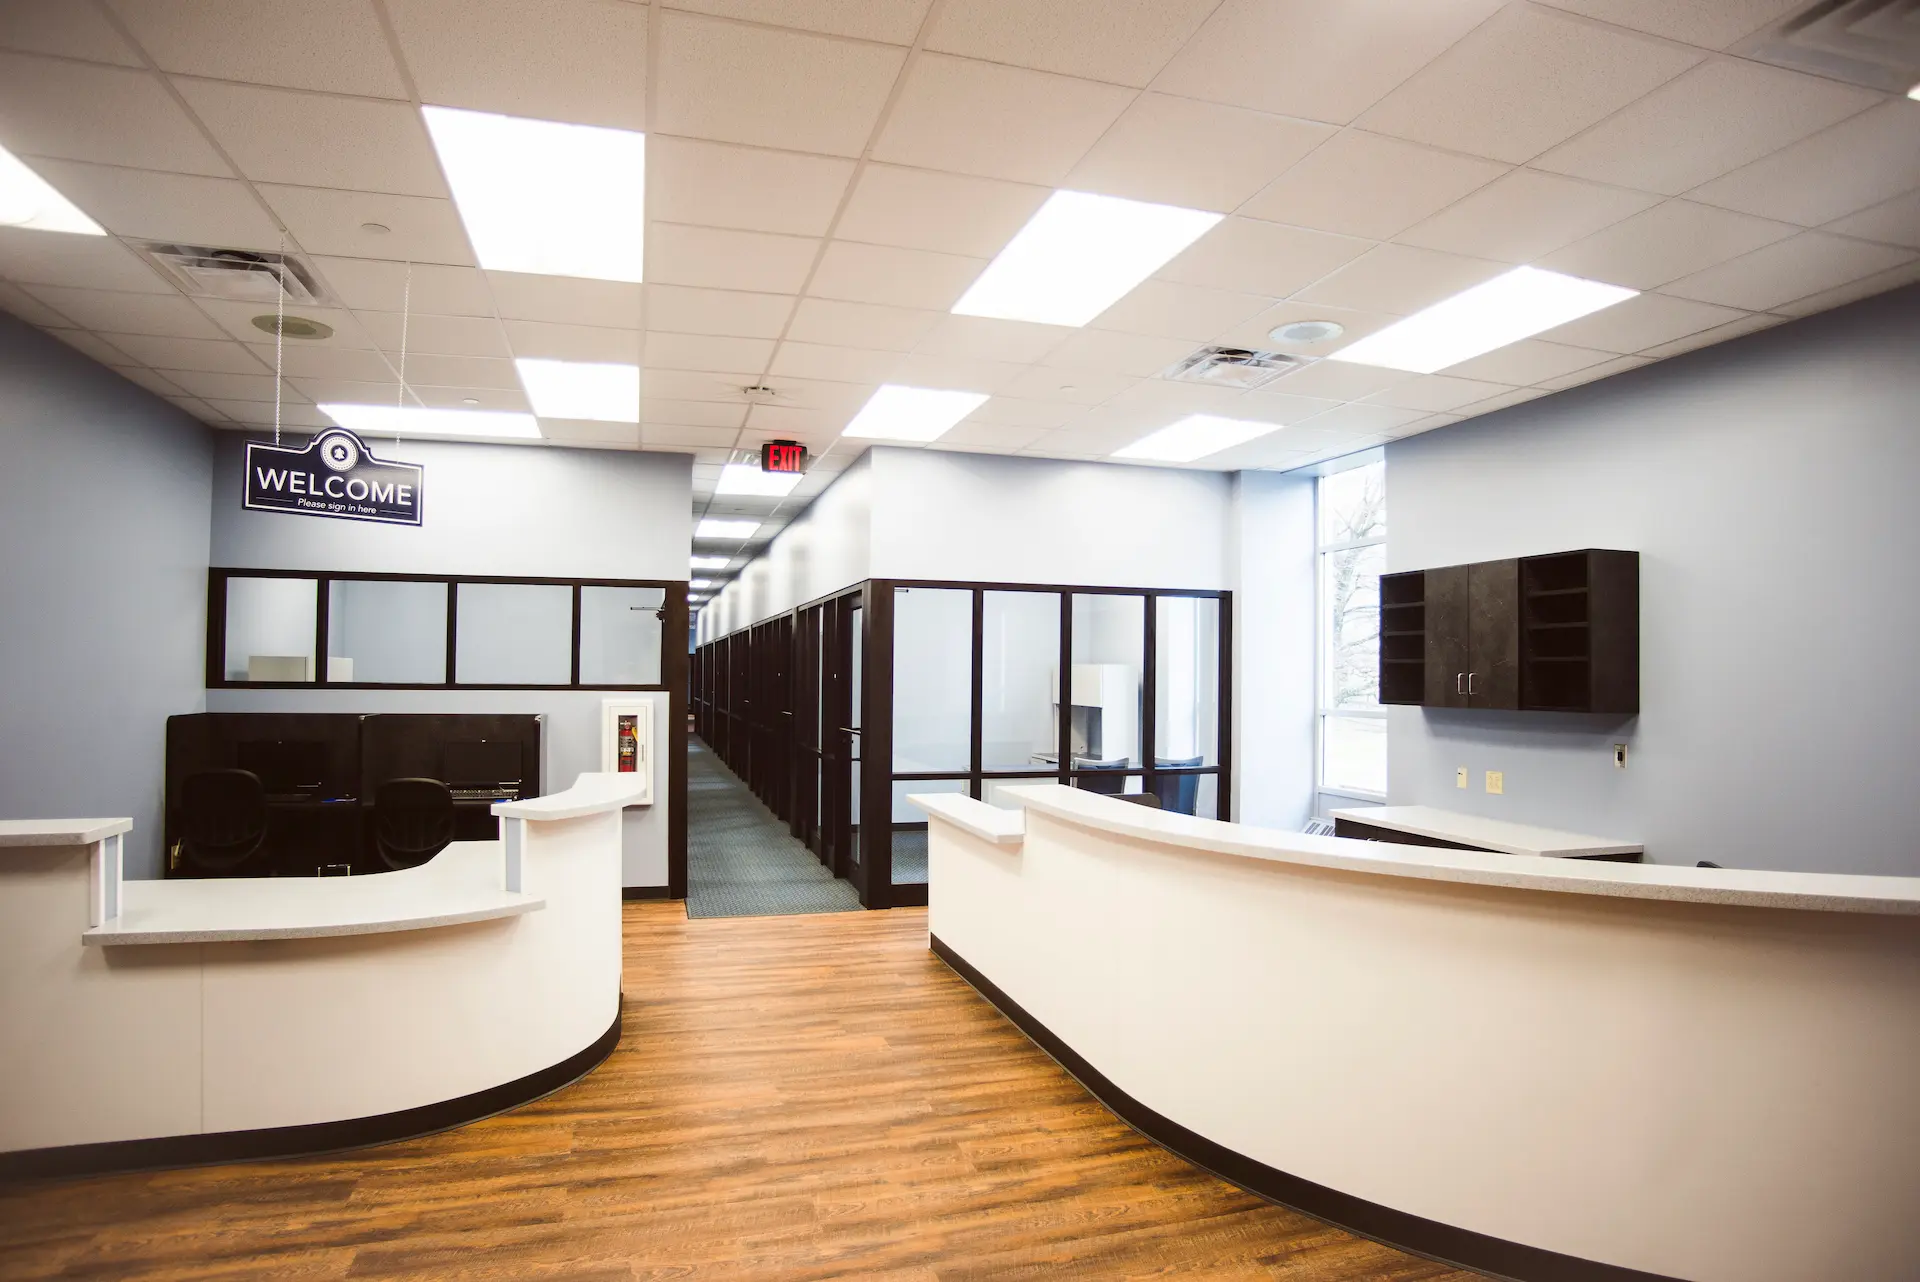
[502,320,645,363]
[103,333,267,373]
[648,332,777,373]
[1538,199,1798,289]
[1263,358,1415,400]
[1065,94,1332,212]
[387,354,521,389]
[287,375,411,405]
[1535,353,1652,390]
[1398,170,1659,264]
[0,281,77,327]
[174,80,446,197]
[1,0,142,65]
[1687,102,1920,227]
[663,0,933,45]
[934,420,1053,451]
[643,422,743,449]
[1239,131,1507,242]
[539,418,642,449]
[193,298,372,347]
[768,342,902,384]
[163,368,297,402]
[478,273,642,328]
[1100,376,1251,422]
[1457,386,1549,415]
[654,11,905,157]
[913,315,1069,364]
[1042,328,1195,377]
[927,0,1215,88]
[743,403,859,438]
[160,394,223,423]
[1365,373,1515,412]
[0,228,172,293]
[107,366,187,398]
[1442,339,1615,385]
[1152,0,1506,126]
[26,160,283,247]
[1087,279,1271,342]
[835,164,1050,258]
[1825,191,1920,250]
[888,352,1026,393]
[1357,5,1700,164]
[408,384,532,411]
[257,186,477,264]
[642,398,749,429]
[1227,387,1345,423]
[648,137,856,237]
[1157,217,1372,298]
[647,224,820,293]
[1636,311,1788,358]
[998,365,1138,403]
[204,399,332,428]
[643,368,762,402]
[313,259,494,316]
[1536,292,1745,352]
[872,53,1134,185]
[1533,58,1879,197]
[1532,0,1804,50]
[354,311,512,358]
[807,241,983,310]
[20,286,225,338]
[0,54,229,174]
[1213,300,1403,355]
[785,298,941,351]
[105,0,408,96]
[385,0,648,130]
[1660,232,1916,313]
[1297,401,1429,435]
[242,342,400,381]
[1771,259,1920,317]
[45,329,137,366]
[646,285,791,339]
[1293,243,1508,315]
[960,396,1085,429]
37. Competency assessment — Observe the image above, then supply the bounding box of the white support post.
[89,833,123,928]
[503,816,525,893]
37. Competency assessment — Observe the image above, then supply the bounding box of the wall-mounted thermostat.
[600,699,654,805]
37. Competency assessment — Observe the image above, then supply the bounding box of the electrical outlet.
[1485,770,1504,795]
[1614,743,1628,768]
[1455,766,1468,788]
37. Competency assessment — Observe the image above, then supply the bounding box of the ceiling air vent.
[141,244,325,305]
[1733,0,1920,93]
[1163,346,1302,390]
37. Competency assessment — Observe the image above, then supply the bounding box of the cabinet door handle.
[1468,671,1477,695]
[1455,672,1465,695]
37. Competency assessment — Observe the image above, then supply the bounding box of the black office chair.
[176,769,269,875]
[1116,792,1162,810]
[1072,757,1132,796]
[372,778,454,870]
[1153,756,1204,816]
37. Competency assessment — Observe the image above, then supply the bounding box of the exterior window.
[1317,461,1386,802]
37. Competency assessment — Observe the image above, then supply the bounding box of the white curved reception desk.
[0,773,643,1179]
[914,785,1920,1282]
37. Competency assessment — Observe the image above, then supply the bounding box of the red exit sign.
[761,440,808,474]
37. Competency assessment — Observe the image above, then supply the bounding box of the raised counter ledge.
[958,785,1920,916]
[81,842,543,945]
[1327,804,1641,859]
[0,818,132,848]
[494,771,650,820]
[909,793,1026,845]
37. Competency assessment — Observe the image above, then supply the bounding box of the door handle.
[1468,671,1477,695]
[839,727,862,735]
[1455,672,1465,695]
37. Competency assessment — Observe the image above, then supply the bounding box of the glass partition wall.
[692,578,1230,910]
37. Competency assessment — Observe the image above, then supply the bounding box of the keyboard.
[451,787,520,802]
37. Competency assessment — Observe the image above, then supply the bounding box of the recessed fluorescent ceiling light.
[1114,414,1281,463]
[716,462,802,496]
[691,578,717,589]
[696,518,761,540]
[843,384,989,443]
[0,144,103,235]
[691,555,731,570]
[422,105,644,282]
[1329,267,1637,374]
[515,358,639,422]
[318,403,541,440]
[953,190,1222,327]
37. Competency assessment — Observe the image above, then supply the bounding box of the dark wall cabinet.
[1380,549,1637,715]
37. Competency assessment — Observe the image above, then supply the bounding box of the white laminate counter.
[1327,804,1642,859]
[0,818,132,847]
[495,771,649,820]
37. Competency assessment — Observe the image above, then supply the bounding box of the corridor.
[685,738,862,919]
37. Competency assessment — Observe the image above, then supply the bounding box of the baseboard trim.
[0,998,624,1184]
[929,936,1678,1282]
[621,885,674,900]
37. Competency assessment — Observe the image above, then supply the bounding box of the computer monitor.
[442,739,523,788]
[236,739,328,795]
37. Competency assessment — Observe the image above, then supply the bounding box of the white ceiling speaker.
[250,314,333,340]
[1269,320,1346,345]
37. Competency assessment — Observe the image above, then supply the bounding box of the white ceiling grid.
[0,0,1913,575]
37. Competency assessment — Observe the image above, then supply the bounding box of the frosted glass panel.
[580,586,664,685]
[455,582,572,685]
[1068,594,1143,767]
[224,577,316,681]
[892,587,971,773]
[327,579,446,684]
[1154,596,1219,768]
[982,591,1059,771]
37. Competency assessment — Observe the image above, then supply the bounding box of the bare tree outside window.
[1318,462,1386,797]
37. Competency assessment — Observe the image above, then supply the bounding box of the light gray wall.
[0,312,213,880]
[1387,285,1920,875]
[1228,471,1316,833]
[209,435,692,887]
[700,452,871,642]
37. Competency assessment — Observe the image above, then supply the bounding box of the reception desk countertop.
[0,818,132,847]
[1327,804,1642,859]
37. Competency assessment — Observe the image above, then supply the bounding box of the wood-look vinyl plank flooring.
[0,902,1482,1281]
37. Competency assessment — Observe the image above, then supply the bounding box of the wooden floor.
[0,903,1481,1280]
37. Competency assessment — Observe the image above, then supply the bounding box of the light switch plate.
[1614,743,1628,768]
[1456,766,1468,788]
[1485,770,1504,795]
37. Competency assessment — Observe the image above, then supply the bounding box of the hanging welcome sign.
[244,429,424,527]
